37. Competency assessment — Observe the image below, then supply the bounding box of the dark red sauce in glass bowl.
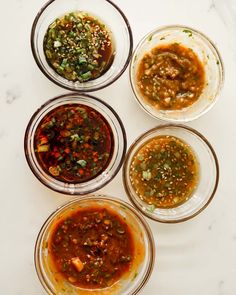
[24,93,126,195]
[34,104,114,183]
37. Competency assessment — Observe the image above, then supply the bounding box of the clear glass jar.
[31,0,133,92]
[24,93,126,195]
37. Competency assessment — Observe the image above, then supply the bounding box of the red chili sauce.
[34,104,114,183]
[48,207,134,288]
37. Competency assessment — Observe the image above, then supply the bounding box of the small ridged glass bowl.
[130,25,224,122]
[123,124,219,223]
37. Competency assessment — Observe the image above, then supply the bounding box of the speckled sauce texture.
[130,135,199,208]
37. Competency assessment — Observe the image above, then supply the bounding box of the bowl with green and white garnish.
[31,0,133,92]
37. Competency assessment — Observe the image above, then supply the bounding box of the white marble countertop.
[1,0,236,294]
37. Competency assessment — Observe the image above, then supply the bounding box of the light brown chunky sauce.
[137,43,205,110]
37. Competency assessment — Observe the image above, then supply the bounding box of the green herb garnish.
[77,159,87,167]
[43,12,114,82]
[183,29,193,37]
[147,205,156,213]
[148,34,153,41]
[132,272,138,281]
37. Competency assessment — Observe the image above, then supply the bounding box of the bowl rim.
[34,194,156,295]
[122,124,220,223]
[30,0,133,92]
[24,92,127,195]
[129,24,225,123]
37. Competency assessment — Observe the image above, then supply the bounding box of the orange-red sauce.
[49,207,134,288]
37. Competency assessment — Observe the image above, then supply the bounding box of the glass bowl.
[129,25,224,122]
[24,93,126,195]
[35,195,155,295]
[123,125,219,223]
[31,0,133,92]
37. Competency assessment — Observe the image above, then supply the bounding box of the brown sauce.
[44,12,114,82]
[129,135,199,208]
[137,43,205,110]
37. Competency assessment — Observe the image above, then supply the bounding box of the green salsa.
[44,12,114,82]
[129,135,199,208]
